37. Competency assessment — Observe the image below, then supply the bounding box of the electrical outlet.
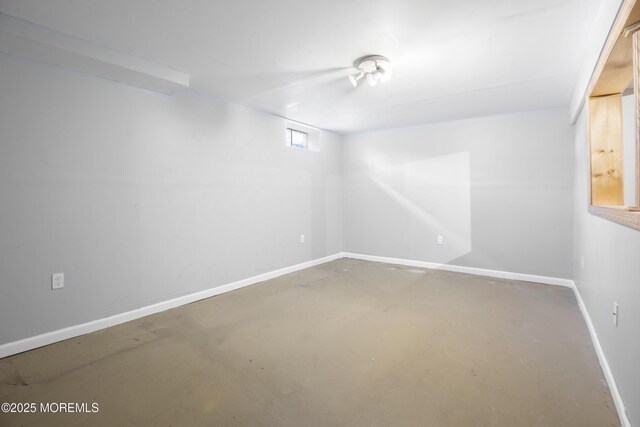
[300,234,305,243]
[580,256,585,269]
[52,273,64,290]
[437,235,444,245]
[612,302,619,326]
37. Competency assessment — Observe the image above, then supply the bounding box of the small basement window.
[284,121,320,152]
[286,128,308,149]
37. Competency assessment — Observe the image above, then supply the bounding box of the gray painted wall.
[1,36,636,425]
[343,109,574,279]
[0,53,343,345]
[573,109,640,425]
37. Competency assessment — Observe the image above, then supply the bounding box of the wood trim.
[586,0,637,98]
[623,20,640,37]
[587,0,640,230]
[635,30,640,205]
[589,205,640,230]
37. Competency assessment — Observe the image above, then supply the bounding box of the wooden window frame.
[587,0,640,231]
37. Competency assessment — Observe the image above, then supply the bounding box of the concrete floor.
[0,258,620,426]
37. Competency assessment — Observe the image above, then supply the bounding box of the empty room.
[0,0,639,426]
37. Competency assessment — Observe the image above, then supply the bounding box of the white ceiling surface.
[0,0,602,134]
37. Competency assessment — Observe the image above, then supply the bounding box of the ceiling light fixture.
[348,55,392,88]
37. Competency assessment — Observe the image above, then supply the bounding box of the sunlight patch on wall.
[365,150,471,264]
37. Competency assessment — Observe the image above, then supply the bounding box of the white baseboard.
[342,252,630,427]
[342,252,575,287]
[0,250,631,427]
[571,283,631,427]
[0,253,342,359]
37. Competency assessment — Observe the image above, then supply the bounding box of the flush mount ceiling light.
[348,55,392,88]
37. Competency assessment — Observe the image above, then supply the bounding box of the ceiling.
[0,0,602,134]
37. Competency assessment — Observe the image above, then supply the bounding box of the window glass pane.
[289,129,307,148]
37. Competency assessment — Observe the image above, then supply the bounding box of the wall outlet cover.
[52,273,64,290]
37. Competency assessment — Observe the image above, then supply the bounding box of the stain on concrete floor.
[0,259,620,426]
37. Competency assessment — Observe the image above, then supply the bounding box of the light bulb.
[378,68,391,82]
[348,71,365,88]
[377,63,392,82]
[348,56,392,88]
[366,72,380,87]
